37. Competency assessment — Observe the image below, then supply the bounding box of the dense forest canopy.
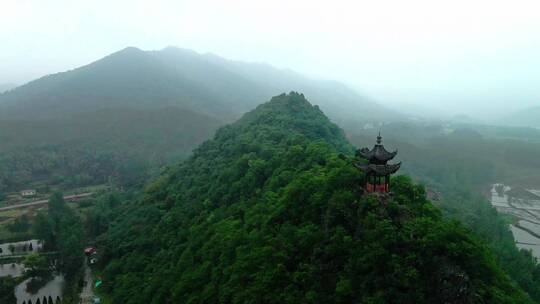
[349,123,540,301]
[94,93,533,303]
[1,47,539,303]
[0,107,222,194]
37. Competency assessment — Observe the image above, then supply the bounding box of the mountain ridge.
[95,93,532,303]
[0,46,398,124]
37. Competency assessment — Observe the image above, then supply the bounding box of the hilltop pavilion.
[355,133,401,193]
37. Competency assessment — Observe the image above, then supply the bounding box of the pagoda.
[355,132,401,193]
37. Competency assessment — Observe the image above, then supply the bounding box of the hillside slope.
[0,47,246,120]
[0,47,396,123]
[96,93,531,303]
[0,106,221,154]
[0,107,222,192]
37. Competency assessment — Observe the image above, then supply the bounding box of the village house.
[20,189,36,197]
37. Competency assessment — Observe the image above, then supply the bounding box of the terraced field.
[490,184,540,258]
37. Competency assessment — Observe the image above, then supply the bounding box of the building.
[84,247,97,256]
[20,189,36,197]
[355,133,401,193]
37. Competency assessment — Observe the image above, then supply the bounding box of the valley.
[3,0,540,301]
[490,183,540,259]
[0,47,539,303]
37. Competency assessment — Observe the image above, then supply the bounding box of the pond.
[0,262,64,304]
[0,240,42,256]
[15,275,64,304]
[0,238,64,304]
[0,262,25,277]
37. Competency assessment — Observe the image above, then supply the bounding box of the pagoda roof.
[356,133,397,163]
[355,162,401,176]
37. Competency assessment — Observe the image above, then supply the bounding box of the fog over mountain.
[0,46,397,125]
[0,83,17,93]
[2,0,539,123]
[4,2,540,303]
[501,106,540,128]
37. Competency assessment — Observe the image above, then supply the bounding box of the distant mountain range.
[0,46,400,191]
[501,106,540,128]
[0,83,17,93]
[0,46,397,124]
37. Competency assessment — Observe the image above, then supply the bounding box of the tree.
[58,229,84,276]
[33,191,84,278]
[23,253,50,278]
[8,215,31,233]
[48,192,67,216]
[33,212,55,250]
[0,277,16,304]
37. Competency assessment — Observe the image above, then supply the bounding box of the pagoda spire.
[355,133,400,193]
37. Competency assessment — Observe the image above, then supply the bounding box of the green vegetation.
[84,194,122,239]
[94,93,533,303]
[350,123,540,301]
[7,215,31,234]
[0,107,222,197]
[0,276,17,304]
[0,46,392,199]
[33,192,83,277]
[23,253,50,278]
[1,46,538,303]
[0,47,388,122]
[22,192,87,302]
[0,209,34,242]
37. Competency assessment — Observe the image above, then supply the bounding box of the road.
[80,259,95,303]
[0,193,93,212]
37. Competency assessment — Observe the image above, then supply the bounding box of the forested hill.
[501,106,540,128]
[97,93,532,303]
[0,46,395,123]
[0,46,397,193]
[0,107,222,192]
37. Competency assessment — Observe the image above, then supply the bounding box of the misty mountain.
[0,47,396,123]
[96,93,533,303]
[0,83,17,93]
[0,46,398,195]
[501,106,540,128]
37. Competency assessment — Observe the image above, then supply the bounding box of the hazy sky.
[1,0,539,118]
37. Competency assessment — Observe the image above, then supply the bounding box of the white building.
[20,189,36,197]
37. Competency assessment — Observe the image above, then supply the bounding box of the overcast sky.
[1,0,539,118]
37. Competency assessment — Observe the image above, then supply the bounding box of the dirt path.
[0,193,93,212]
[80,259,94,303]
